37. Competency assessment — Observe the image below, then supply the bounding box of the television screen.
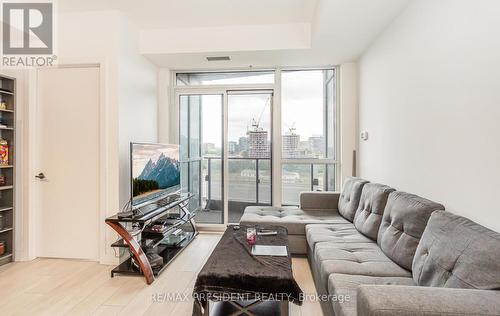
[131,143,180,207]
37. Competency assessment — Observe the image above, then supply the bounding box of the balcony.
[195,157,335,224]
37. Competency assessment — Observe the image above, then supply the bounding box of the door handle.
[35,172,46,180]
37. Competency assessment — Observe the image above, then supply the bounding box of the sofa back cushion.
[377,191,444,270]
[353,183,395,240]
[412,211,500,289]
[338,177,369,222]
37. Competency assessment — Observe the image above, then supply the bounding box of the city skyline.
[200,70,327,146]
[210,126,326,158]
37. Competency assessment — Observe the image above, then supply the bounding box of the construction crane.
[284,121,297,134]
[250,95,271,130]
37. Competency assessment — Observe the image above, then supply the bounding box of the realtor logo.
[1,2,56,67]
[3,2,53,54]
[2,3,53,55]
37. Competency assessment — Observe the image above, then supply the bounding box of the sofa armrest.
[299,191,340,211]
[357,285,500,316]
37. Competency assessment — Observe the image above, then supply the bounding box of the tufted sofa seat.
[328,274,415,316]
[239,178,500,315]
[313,241,412,288]
[306,188,500,316]
[354,211,500,316]
[240,206,348,235]
[305,223,373,254]
[240,177,369,254]
[307,189,446,315]
[240,205,349,253]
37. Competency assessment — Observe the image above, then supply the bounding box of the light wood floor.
[0,233,323,316]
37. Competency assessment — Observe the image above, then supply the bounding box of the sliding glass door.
[179,90,273,225]
[180,94,224,224]
[227,91,273,223]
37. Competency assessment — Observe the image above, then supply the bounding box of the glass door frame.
[226,90,274,223]
[175,86,276,230]
[178,93,221,217]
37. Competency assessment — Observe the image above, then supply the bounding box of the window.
[281,69,335,159]
[281,69,337,205]
[176,68,338,216]
[176,71,274,86]
[180,94,224,223]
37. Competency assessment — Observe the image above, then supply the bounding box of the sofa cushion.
[357,285,500,316]
[353,183,395,241]
[305,223,374,254]
[314,241,411,287]
[338,177,369,222]
[300,191,340,211]
[239,206,349,235]
[328,273,415,316]
[412,211,500,289]
[377,191,444,270]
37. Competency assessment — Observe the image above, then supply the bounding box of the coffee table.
[192,225,303,316]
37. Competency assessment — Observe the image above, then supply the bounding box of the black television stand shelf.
[105,194,198,284]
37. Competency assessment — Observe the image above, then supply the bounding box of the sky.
[185,70,329,147]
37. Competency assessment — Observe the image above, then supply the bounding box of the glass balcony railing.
[195,157,336,224]
[198,157,271,223]
[281,163,335,205]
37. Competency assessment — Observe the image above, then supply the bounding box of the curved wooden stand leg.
[106,220,154,284]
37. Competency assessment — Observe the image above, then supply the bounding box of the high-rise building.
[202,142,216,153]
[308,135,325,157]
[238,136,248,152]
[228,141,238,154]
[247,128,270,158]
[282,131,300,158]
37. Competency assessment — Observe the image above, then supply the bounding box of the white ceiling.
[58,0,318,28]
[58,0,412,68]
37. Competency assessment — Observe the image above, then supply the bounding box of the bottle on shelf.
[0,138,8,166]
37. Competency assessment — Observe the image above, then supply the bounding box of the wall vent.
[206,56,231,61]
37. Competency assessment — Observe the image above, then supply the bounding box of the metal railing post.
[310,164,314,191]
[256,158,259,204]
[207,157,212,206]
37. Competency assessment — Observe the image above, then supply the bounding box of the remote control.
[258,231,278,236]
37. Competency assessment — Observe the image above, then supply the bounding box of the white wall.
[157,68,171,144]
[339,63,358,182]
[141,23,310,55]
[117,15,158,208]
[20,11,158,263]
[59,11,158,260]
[358,0,500,232]
[59,12,159,209]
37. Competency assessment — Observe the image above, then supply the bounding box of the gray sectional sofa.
[240,177,500,315]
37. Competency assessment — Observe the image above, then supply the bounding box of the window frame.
[176,70,275,86]
[279,68,338,205]
[173,67,340,216]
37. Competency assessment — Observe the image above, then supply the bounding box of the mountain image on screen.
[138,153,180,189]
[131,143,180,204]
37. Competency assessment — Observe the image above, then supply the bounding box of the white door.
[36,66,100,260]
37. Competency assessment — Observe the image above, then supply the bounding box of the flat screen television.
[130,142,181,208]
